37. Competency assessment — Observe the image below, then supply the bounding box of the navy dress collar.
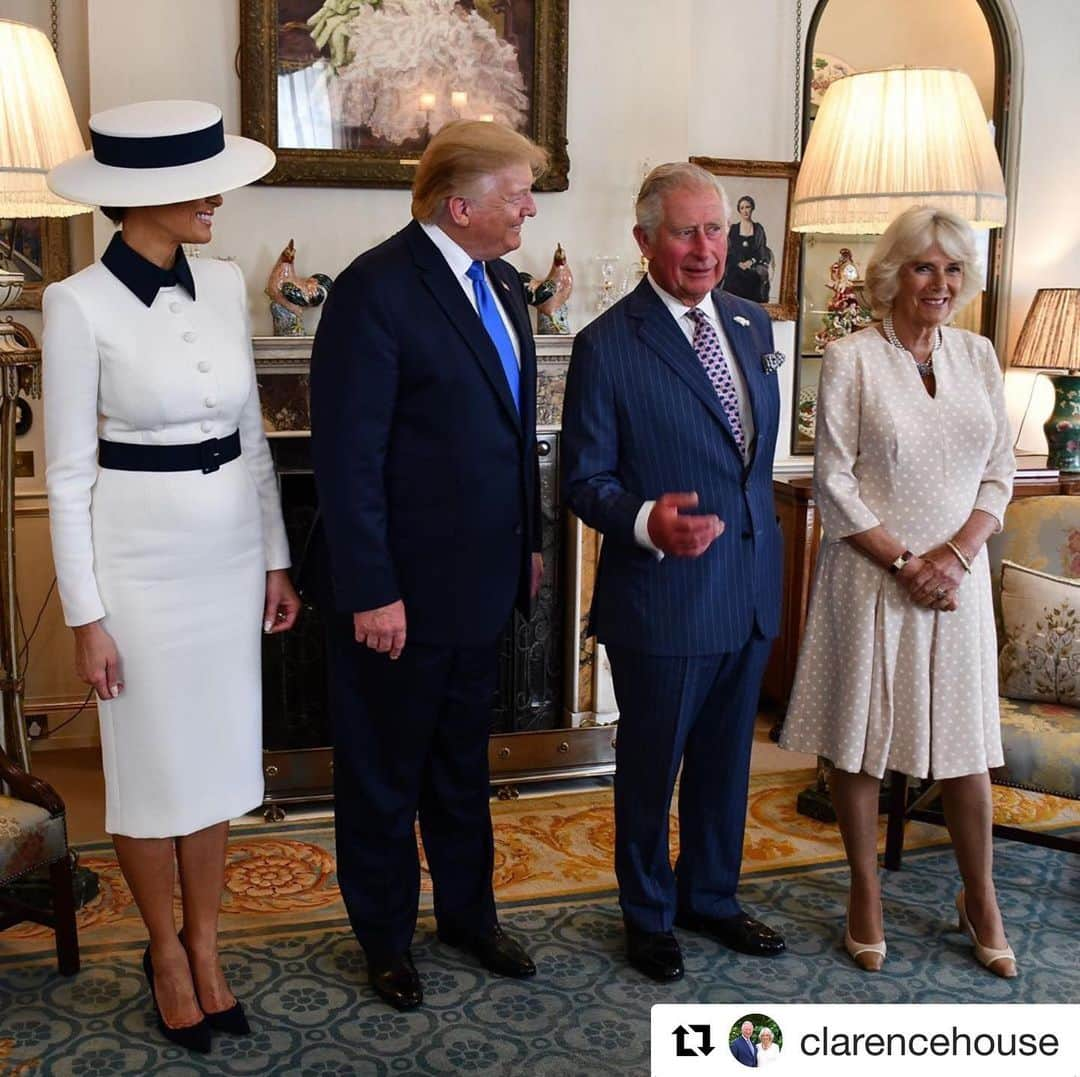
[101,232,196,307]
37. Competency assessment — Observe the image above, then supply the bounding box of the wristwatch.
[889,550,914,575]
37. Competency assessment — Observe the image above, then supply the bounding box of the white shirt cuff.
[634,500,664,561]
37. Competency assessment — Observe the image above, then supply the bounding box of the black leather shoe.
[625,923,684,982]
[674,911,786,956]
[367,951,423,1011]
[204,999,251,1036]
[178,928,251,1035]
[437,925,536,978]
[142,947,212,1054]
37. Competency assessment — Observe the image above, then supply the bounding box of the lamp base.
[1043,373,1080,474]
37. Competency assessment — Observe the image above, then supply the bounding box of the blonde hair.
[635,163,731,239]
[411,121,548,222]
[864,205,983,319]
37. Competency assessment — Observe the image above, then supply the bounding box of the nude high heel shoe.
[956,891,1017,978]
[844,903,886,971]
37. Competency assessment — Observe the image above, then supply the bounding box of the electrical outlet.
[25,714,48,739]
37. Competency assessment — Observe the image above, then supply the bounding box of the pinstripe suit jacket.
[561,279,782,656]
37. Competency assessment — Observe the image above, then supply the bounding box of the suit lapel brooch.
[733,315,750,327]
[761,350,786,374]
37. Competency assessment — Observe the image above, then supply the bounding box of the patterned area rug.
[0,841,1077,1076]
[2,769,1078,962]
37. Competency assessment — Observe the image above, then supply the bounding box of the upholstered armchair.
[0,744,79,974]
[885,494,1080,868]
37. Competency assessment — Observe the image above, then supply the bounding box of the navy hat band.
[90,119,225,170]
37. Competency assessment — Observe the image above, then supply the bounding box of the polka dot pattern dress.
[779,326,1015,780]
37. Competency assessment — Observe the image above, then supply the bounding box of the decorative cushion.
[995,696,1080,798]
[988,495,1080,624]
[0,796,68,885]
[998,559,1080,707]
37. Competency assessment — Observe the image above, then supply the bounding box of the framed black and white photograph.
[689,157,800,321]
[241,0,570,190]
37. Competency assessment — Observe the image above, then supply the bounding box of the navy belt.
[98,431,241,475]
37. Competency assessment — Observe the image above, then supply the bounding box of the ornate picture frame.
[0,218,70,311]
[689,157,801,322]
[240,0,570,191]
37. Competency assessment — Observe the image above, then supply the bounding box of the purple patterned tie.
[686,308,746,454]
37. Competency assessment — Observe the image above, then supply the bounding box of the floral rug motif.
[0,841,1077,1076]
[2,769,1077,962]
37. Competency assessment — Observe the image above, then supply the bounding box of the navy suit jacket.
[561,280,781,656]
[309,220,540,646]
[730,1036,758,1066]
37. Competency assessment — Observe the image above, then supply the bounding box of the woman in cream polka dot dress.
[780,206,1017,978]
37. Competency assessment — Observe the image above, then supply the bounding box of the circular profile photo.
[730,1013,782,1068]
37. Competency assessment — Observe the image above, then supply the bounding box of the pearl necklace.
[883,313,942,377]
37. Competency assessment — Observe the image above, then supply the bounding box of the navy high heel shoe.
[141,946,211,1053]
[178,928,252,1035]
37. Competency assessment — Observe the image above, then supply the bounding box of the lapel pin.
[761,351,786,374]
[733,315,750,327]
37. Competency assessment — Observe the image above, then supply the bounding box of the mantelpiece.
[252,334,618,808]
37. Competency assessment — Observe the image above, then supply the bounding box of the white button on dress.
[183,330,197,343]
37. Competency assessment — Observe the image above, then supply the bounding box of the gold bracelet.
[945,540,972,573]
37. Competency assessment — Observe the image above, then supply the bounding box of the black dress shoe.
[624,923,684,982]
[674,911,786,956]
[204,999,251,1036]
[367,951,423,1011]
[178,928,251,1035]
[142,947,212,1054]
[437,925,536,978]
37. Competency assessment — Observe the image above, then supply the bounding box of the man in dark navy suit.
[562,163,786,982]
[310,122,546,1010]
[731,1022,759,1067]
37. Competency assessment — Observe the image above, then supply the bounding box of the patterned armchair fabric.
[986,495,1080,800]
[0,794,69,885]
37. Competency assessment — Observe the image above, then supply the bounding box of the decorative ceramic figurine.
[535,244,572,335]
[519,244,573,335]
[814,247,871,351]
[266,239,333,336]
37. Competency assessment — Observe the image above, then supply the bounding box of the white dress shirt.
[419,220,522,366]
[632,276,755,556]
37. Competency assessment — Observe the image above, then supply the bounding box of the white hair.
[635,162,731,239]
[864,205,983,319]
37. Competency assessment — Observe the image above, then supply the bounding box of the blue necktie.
[466,260,520,411]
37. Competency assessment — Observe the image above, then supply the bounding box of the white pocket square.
[761,351,786,374]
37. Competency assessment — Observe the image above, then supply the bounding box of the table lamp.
[1010,289,1080,473]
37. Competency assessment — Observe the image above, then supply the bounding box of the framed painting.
[240,0,570,190]
[688,157,801,322]
[0,218,70,310]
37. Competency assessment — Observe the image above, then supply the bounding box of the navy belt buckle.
[199,436,222,474]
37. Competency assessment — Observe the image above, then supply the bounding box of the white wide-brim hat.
[47,100,275,207]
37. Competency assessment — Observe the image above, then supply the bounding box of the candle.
[451,90,468,110]
[418,92,436,111]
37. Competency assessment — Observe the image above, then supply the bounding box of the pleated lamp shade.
[1011,289,1080,372]
[791,67,1006,234]
[0,19,89,217]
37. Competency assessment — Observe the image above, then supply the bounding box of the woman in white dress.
[44,101,300,1050]
[756,1027,780,1067]
[780,206,1016,978]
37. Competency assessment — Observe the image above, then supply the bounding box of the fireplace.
[254,336,616,813]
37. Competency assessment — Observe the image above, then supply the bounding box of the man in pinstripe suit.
[562,163,785,982]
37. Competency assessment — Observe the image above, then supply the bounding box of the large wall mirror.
[793,0,1017,454]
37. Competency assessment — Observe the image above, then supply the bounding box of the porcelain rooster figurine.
[266,239,333,336]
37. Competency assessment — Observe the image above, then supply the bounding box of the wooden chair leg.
[883,771,908,872]
[49,853,80,976]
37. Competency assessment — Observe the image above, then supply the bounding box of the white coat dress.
[43,249,289,838]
